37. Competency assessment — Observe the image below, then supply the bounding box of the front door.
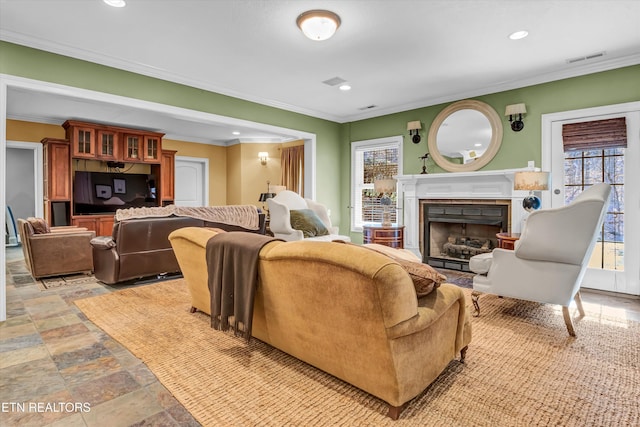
[546,105,640,295]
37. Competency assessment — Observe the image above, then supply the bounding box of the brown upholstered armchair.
[17,218,95,279]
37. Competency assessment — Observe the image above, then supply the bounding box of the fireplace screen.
[422,203,509,271]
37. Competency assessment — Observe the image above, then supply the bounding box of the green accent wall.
[2,41,639,240]
[343,65,639,241]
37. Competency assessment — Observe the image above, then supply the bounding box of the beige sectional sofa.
[168,227,471,420]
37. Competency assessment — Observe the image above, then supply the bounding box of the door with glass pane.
[550,110,639,294]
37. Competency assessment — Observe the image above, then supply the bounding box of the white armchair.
[470,183,611,336]
[267,190,351,242]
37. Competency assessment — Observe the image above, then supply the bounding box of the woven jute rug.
[75,279,640,426]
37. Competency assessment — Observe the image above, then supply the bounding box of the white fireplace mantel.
[396,168,536,256]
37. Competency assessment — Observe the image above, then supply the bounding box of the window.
[562,118,626,271]
[351,136,403,231]
[564,147,624,270]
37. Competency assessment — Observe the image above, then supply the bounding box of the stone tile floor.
[1,246,200,427]
[1,246,639,426]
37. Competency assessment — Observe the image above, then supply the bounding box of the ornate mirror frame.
[427,99,503,172]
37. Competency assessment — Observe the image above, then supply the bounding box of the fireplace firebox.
[422,202,509,271]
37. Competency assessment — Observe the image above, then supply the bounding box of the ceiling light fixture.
[103,0,126,7]
[339,84,351,91]
[296,10,341,41]
[509,30,528,40]
[232,131,240,135]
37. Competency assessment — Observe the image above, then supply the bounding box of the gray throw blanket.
[206,232,280,342]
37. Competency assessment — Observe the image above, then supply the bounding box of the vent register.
[322,76,377,111]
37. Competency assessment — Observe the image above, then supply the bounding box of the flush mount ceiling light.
[296,10,341,41]
[103,0,126,7]
[509,30,529,40]
[338,83,351,91]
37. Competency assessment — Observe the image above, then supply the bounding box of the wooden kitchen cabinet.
[71,215,115,237]
[97,128,119,160]
[63,121,96,159]
[160,150,176,202]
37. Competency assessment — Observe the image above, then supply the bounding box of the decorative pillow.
[290,209,329,238]
[394,258,446,297]
[336,240,446,297]
[27,217,50,234]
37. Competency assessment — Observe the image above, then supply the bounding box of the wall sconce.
[407,121,422,144]
[505,103,527,132]
[258,152,269,165]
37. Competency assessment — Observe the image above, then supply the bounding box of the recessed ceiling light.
[232,131,240,135]
[339,84,351,91]
[474,143,482,147]
[509,30,528,40]
[103,0,126,7]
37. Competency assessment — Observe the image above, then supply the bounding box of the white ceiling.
[1,0,639,145]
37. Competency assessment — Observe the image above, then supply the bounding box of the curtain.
[562,117,627,151]
[280,145,304,195]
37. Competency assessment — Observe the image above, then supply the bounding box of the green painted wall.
[343,65,640,241]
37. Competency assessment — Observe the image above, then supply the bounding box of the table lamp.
[374,178,397,226]
[514,171,550,212]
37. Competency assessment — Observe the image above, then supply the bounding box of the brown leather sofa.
[91,214,265,285]
[17,218,95,279]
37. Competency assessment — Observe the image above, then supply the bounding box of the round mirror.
[427,100,503,172]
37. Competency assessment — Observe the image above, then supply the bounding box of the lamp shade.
[296,10,341,41]
[374,178,397,194]
[514,171,550,191]
[505,103,527,116]
[407,120,422,131]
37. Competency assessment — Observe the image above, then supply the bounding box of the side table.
[496,232,520,250]
[363,224,405,249]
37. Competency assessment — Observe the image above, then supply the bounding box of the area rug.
[38,273,98,290]
[75,279,640,426]
[436,268,473,288]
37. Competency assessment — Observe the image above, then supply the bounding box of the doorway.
[5,141,44,245]
[542,102,640,295]
[174,156,209,207]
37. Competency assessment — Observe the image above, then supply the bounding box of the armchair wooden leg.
[574,291,585,317]
[471,291,481,317]
[562,306,576,337]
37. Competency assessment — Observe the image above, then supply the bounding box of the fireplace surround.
[396,168,535,261]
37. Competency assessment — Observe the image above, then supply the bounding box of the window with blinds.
[562,117,626,271]
[351,137,402,230]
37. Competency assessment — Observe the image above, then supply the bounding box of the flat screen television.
[73,171,158,215]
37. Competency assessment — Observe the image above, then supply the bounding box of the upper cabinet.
[97,128,119,160]
[64,121,95,159]
[63,120,163,163]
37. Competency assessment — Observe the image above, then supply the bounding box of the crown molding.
[0,31,343,123]
[3,31,639,124]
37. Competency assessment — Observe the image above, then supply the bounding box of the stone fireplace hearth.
[396,168,534,262]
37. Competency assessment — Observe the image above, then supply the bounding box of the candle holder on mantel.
[419,153,430,174]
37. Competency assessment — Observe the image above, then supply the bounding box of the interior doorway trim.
[0,73,319,322]
[6,140,44,219]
